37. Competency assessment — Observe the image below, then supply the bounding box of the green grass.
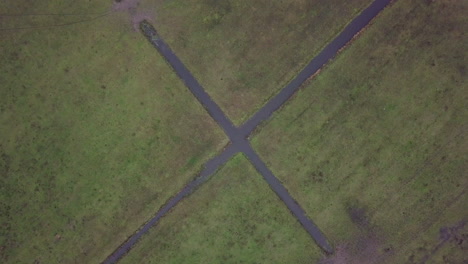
[145,0,373,124]
[0,1,226,263]
[252,0,467,263]
[120,154,324,263]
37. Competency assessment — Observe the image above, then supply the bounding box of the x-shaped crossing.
[104,0,391,262]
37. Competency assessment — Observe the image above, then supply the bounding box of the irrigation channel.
[103,0,392,262]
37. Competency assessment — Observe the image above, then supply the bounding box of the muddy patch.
[112,0,155,31]
[348,206,370,229]
[130,12,154,31]
[439,220,467,246]
[416,220,468,264]
[344,199,373,230]
[319,202,392,264]
[112,0,141,12]
[319,234,386,264]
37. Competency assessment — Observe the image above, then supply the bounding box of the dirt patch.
[112,0,141,12]
[344,199,372,229]
[438,220,466,245]
[112,0,155,31]
[130,12,154,31]
[319,203,393,264]
[347,206,370,228]
[319,234,385,264]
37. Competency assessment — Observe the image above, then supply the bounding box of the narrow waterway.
[103,0,392,262]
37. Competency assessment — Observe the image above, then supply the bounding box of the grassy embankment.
[252,0,467,263]
[120,154,323,263]
[0,1,226,263]
[147,0,374,124]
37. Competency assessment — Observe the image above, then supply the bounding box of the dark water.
[103,0,391,262]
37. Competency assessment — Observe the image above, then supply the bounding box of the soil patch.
[112,0,155,31]
[319,203,392,264]
[319,231,392,264]
[112,0,141,12]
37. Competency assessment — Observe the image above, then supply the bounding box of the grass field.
[0,1,226,263]
[252,0,467,263]
[120,154,324,263]
[147,0,374,124]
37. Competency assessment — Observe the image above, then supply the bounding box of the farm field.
[0,1,226,263]
[149,0,374,124]
[120,154,324,263]
[252,0,467,263]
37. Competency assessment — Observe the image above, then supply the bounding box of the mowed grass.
[120,154,323,264]
[252,0,467,263]
[0,1,226,263]
[142,0,374,124]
